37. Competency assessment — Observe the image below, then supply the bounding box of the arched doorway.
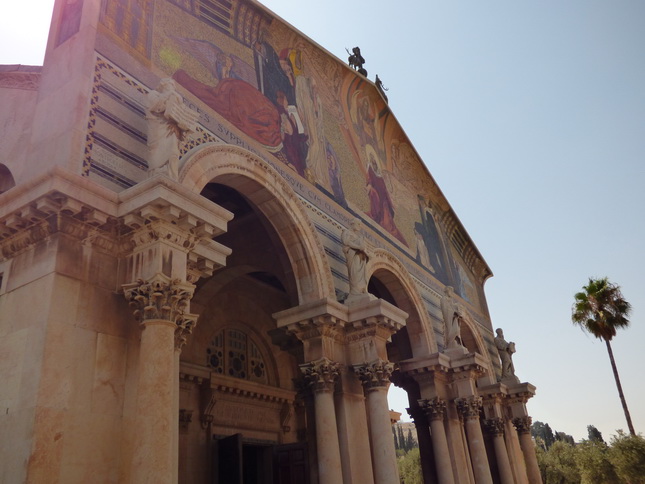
[177,147,332,484]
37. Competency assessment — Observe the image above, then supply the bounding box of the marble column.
[355,360,399,484]
[419,397,455,484]
[124,276,197,484]
[301,358,344,484]
[484,418,514,484]
[514,417,543,484]
[457,397,493,484]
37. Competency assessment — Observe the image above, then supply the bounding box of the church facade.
[0,1,542,483]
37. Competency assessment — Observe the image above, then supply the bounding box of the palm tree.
[572,277,635,435]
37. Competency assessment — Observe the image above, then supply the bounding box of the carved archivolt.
[179,144,334,302]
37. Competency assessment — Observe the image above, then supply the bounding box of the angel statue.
[146,78,198,180]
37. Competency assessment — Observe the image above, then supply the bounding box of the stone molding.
[484,418,506,436]
[406,404,429,426]
[456,396,483,421]
[512,416,532,434]
[300,357,340,393]
[418,397,447,422]
[353,359,395,391]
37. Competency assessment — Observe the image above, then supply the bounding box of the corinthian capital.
[353,359,394,391]
[123,274,196,324]
[418,397,447,421]
[484,418,506,436]
[300,358,340,393]
[456,396,483,421]
[512,416,532,434]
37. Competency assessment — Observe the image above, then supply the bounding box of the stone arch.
[0,164,16,194]
[367,248,438,357]
[179,144,335,304]
[460,312,496,378]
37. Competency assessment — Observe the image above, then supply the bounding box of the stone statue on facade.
[440,286,464,350]
[495,328,518,382]
[342,218,370,301]
[146,78,198,180]
[347,46,367,77]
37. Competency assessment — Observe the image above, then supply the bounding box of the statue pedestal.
[344,293,377,307]
[443,345,468,359]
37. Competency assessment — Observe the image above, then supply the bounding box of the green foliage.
[535,426,645,484]
[587,425,605,444]
[555,431,576,446]
[533,420,556,449]
[539,440,581,484]
[398,447,422,484]
[608,431,645,484]
[571,277,631,342]
[576,440,619,484]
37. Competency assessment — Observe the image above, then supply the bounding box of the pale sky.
[1,0,644,443]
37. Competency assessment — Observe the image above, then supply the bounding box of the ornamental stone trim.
[353,359,394,391]
[300,357,340,393]
[418,397,447,421]
[456,396,483,421]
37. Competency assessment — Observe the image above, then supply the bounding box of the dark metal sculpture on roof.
[347,47,367,77]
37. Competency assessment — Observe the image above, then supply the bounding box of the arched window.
[206,328,268,384]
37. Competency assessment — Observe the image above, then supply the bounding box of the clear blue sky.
[2,0,644,442]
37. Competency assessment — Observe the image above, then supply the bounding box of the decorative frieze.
[418,397,447,422]
[300,357,340,393]
[353,359,394,390]
[456,396,483,421]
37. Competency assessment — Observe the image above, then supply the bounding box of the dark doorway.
[213,435,308,484]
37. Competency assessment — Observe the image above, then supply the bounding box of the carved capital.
[456,396,483,421]
[484,418,506,436]
[353,359,394,391]
[175,313,198,351]
[123,274,196,325]
[512,416,532,434]
[300,358,340,393]
[418,397,447,421]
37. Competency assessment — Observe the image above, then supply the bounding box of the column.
[419,397,455,484]
[301,358,344,484]
[457,397,493,484]
[406,405,437,484]
[514,417,543,484]
[124,276,198,484]
[355,360,399,484]
[484,418,514,484]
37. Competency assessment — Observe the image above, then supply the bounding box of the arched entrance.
[177,146,333,484]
